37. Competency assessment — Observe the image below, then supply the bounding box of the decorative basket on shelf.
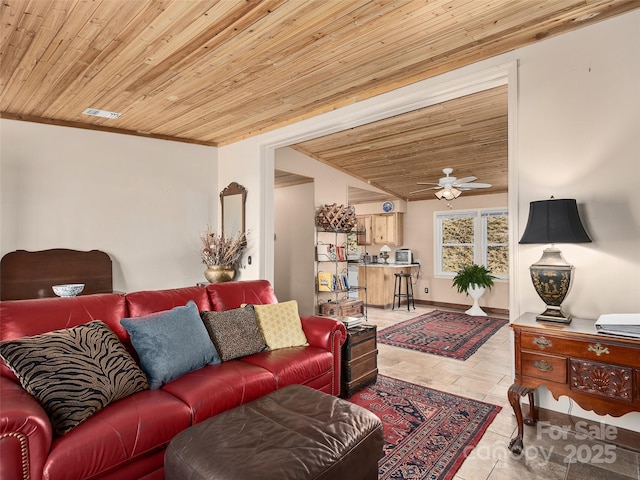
[315,204,357,232]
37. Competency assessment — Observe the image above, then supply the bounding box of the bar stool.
[393,272,415,311]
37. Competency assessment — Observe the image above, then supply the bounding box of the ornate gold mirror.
[220,182,247,237]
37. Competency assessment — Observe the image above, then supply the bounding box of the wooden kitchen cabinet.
[356,215,372,245]
[508,313,640,455]
[372,212,403,245]
[358,264,418,308]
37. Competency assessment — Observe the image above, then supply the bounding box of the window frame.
[481,209,509,279]
[435,208,509,280]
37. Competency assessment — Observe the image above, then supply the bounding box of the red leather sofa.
[0,280,347,480]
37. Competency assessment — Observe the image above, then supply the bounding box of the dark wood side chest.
[341,324,378,398]
[508,313,640,454]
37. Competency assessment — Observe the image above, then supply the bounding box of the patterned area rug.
[378,310,508,360]
[348,375,501,480]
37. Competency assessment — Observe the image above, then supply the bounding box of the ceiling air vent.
[83,108,121,119]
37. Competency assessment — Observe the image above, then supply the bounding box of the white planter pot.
[465,284,487,316]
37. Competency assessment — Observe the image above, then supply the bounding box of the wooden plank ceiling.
[2,0,637,201]
[293,85,508,202]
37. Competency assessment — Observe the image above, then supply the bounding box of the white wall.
[515,13,640,319]
[275,147,386,206]
[0,122,217,292]
[216,141,266,280]
[274,181,315,315]
[512,11,640,429]
[273,147,386,314]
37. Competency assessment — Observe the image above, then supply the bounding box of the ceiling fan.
[410,167,492,200]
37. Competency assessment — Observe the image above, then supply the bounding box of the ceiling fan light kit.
[435,187,461,200]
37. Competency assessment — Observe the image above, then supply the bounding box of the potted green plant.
[452,264,496,316]
[452,264,496,294]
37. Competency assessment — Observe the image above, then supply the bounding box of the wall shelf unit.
[314,204,366,320]
[315,228,366,319]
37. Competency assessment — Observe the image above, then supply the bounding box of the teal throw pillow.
[120,300,220,389]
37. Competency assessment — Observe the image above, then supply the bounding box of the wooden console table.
[508,313,640,454]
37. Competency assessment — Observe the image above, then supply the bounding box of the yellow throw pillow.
[252,300,308,350]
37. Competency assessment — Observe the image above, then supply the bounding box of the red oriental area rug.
[377,310,508,360]
[348,375,501,480]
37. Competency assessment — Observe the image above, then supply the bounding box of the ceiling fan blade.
[409,187,440,194]
[416,182,440,186]
[457,182,492,189]
[455,176,477,184]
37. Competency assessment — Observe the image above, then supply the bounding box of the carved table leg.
[507,384,537,454]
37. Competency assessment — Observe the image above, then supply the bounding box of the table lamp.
[379,245,391,264]
[519,198,591,324]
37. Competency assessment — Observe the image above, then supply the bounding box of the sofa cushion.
[252,300,308,350]
[0,320,149,436]
[206,280,278,311]
[44,389,192,480]
[120,301,221,389]
[200,305,267,361]
[240,346,334,391]
[161,361,276,424]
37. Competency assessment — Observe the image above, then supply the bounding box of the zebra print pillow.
[0,320,149,436]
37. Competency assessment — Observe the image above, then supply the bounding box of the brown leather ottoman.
[165,384,383,480]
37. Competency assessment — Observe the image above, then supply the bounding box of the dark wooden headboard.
[0,249,113,300]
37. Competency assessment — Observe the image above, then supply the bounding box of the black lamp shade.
[519,199,591,244]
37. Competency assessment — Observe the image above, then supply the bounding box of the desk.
[358,264,419,308]
[508,313,640,454]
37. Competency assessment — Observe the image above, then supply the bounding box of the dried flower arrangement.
[200,226,247,268]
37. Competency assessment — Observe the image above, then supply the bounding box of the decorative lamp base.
[529,247,573,324]
[535,306,572,324]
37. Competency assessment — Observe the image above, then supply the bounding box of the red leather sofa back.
[125,285,211,317]
[206,279,278,311]
[0,293,127,342]
[0,293,127,380]
[1,282,287,381]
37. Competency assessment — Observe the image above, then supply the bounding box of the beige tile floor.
[365,305,640,480]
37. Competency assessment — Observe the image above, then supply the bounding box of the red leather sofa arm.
[300,315,347,395]
[301,315,346,351]
[0,376,52,480]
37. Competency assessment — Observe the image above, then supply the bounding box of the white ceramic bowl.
[52,283,85,297]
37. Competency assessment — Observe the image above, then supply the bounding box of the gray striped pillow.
[0,320,149,435]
